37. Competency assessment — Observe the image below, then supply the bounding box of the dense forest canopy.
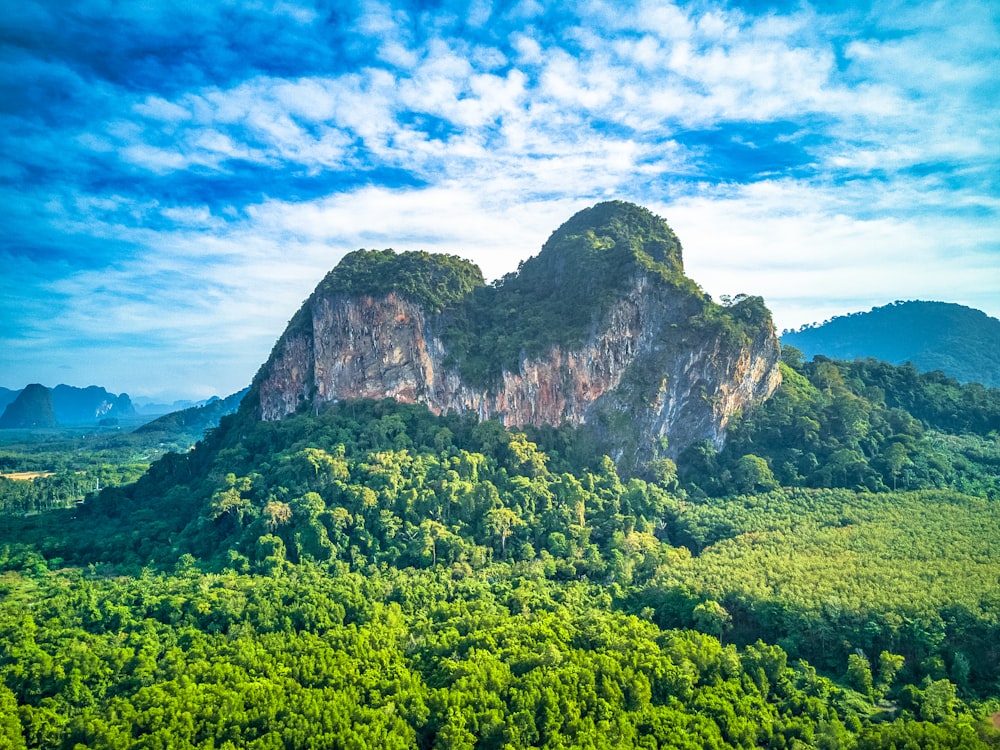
[3,342,1000,747]
[680,348,1000,498]
[3,220,1000,747]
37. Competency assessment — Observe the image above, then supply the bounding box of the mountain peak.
[539,200,684,275]
[0,383,57,428]
[246,202,781,467]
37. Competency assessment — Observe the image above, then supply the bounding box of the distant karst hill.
[0,387,18,413]
[0,383,57,428]
[0,383,136,428]
[781,301,1000,388]
[246,200,782,467]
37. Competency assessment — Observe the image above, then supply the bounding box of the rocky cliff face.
[248,202,782,466]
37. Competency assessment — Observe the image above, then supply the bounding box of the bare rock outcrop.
[247,201,781,466]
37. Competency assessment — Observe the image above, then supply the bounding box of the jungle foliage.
[1,556,998,749]
[681,349,1000,498]
[3,304,1000,746]
[2,361,999,747]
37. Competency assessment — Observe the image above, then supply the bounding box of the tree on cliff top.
[313,249,484,314]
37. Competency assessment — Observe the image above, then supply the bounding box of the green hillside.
[782,301,1000,387]
[3,236,1000,746]
[3,346,1000,746]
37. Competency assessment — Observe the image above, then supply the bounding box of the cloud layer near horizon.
[3,0,998,400]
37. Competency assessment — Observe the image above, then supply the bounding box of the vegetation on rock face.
[681,347,1000,497]
[312,249,485,314]
[251,249,485,394]
[439,201,715,386]
[258,201,773,392]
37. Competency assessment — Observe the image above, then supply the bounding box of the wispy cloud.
[1,0,997,398]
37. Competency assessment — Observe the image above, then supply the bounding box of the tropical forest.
[2,210,1000,749]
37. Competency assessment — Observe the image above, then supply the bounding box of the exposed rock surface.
[247,202,782,466]
[51,385,136,424]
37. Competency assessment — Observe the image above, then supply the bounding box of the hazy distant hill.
[0,384,137,428]
[0,383,57,428]
[0,387,17,412]
[132,388,249,447]
[51,384,136,424]
[132,397,211,416]
[781,301,1000,387]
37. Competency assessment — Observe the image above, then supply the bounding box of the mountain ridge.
[782,300,1000,387]
[0,383,136,428]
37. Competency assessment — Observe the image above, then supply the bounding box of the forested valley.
[2,350,999,748]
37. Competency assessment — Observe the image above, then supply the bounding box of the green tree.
[693,600,731,644]
[731,454,779,494]
[875,651,905,699]
[485,507,524,559]
[0,683,25,749]
[846,652,874,698]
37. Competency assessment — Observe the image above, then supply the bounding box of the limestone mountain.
[0,383,57,428]
[0,387,17,413]
[51,385,136,424]
[245,201,782,468]
[0,384,136,428]
[782,300,1000,388]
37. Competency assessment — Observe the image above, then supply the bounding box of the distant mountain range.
[132,388,249,446]
[131,396,222,415]
[781,301,1000,388]
[0,382,247,441]
[0,384,136,428]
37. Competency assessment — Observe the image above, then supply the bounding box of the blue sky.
[2,0,998,401]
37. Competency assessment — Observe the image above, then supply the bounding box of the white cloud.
[664,179,1000,331]
[133,96,191,122]
[5,0,998,398]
